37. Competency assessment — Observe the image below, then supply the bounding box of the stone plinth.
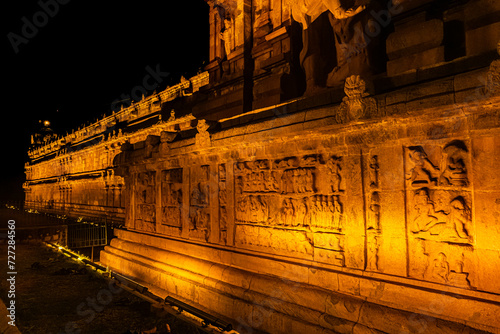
[101,67,500,333]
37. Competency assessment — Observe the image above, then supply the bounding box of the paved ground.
[0,242,204,334]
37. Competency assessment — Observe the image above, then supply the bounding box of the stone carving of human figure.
[287,0,381,91]
[327,158,341,193]
[236,196,247,221]
[296,199,308,227]
[431,252,449,283]
[439,144,468,187]
[321,196,328,226]
[448,198,469,240]
[220,17,233,58]
[168,109,175,122]
[412,239,429,279]
[191,183,207,206]
[191,208,202,230]
[219,164,226,180]
[332,195,343,230]
[305,169,314,192]
[287,0,365,30]
[407,148,438,186]
[412,189,439,233]
[281,198,294,226]
[311,196,320,227]
[298,169,307,193]
[195,119,211,147]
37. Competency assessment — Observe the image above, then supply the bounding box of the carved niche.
[189,165,211,241]
[135,171,156,232]
[161,169,183,228]
[234,154,347,266]
[406,140,474,288]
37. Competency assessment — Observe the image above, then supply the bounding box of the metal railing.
[2,201,119,260]
[67,221,108,249]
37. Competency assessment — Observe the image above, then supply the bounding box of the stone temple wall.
[26,0,500,332]
[101,63,500,333]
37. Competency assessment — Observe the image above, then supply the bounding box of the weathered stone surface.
[387,46,445,77]
[466,22,500,56]
[25,1,500,333]
[386,19,444,60]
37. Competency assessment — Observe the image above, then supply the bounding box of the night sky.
[3,0,209,201]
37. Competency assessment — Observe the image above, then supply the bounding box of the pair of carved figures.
[288,0,384,90]
[407,143,471,243]
[407,146,468,188]
[412,189,470,241]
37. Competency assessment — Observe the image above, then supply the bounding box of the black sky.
[2,0,209,201]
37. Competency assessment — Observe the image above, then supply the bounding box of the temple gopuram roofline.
[27,71,209,162]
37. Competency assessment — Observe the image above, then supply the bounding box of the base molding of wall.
[101,229,498,334]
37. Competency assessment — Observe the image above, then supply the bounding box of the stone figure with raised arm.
[288,0,366,29]
[287,0,384,91]
[287,0,368,91]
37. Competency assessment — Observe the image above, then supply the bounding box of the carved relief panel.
[189,165,211,241]
[405,140,474,288]
[135,171,156,232]
[234,154,347,265]
[161,168,183,228]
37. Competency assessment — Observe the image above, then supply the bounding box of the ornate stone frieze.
[234,153,347,265]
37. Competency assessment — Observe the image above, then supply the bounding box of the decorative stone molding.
[337,75,377,123]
